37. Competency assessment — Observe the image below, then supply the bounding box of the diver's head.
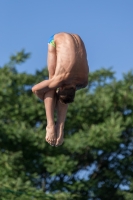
[57,85,76,104]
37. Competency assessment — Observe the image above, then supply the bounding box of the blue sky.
[0,0,133,79]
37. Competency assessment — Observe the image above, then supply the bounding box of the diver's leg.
[44,43,57,146]
[55,101,68,147]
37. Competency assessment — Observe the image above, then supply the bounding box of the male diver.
[32,32,89,147]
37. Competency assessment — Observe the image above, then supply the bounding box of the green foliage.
[0,50,133,199]
[10,50,30,64]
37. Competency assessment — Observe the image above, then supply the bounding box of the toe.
[55,141,62,147]
[46,139,55,146]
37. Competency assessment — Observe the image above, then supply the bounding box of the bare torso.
[54,32,89,87]
[32,33,89,94]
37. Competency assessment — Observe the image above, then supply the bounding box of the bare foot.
[45,125,56,146]
[55,125,64,147]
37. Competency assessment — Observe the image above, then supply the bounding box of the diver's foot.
[55,124,64,147]
[45,124,56,146]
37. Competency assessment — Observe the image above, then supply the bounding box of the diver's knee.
[32,86,39,94]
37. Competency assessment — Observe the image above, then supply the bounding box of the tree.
[0,50,133,200]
